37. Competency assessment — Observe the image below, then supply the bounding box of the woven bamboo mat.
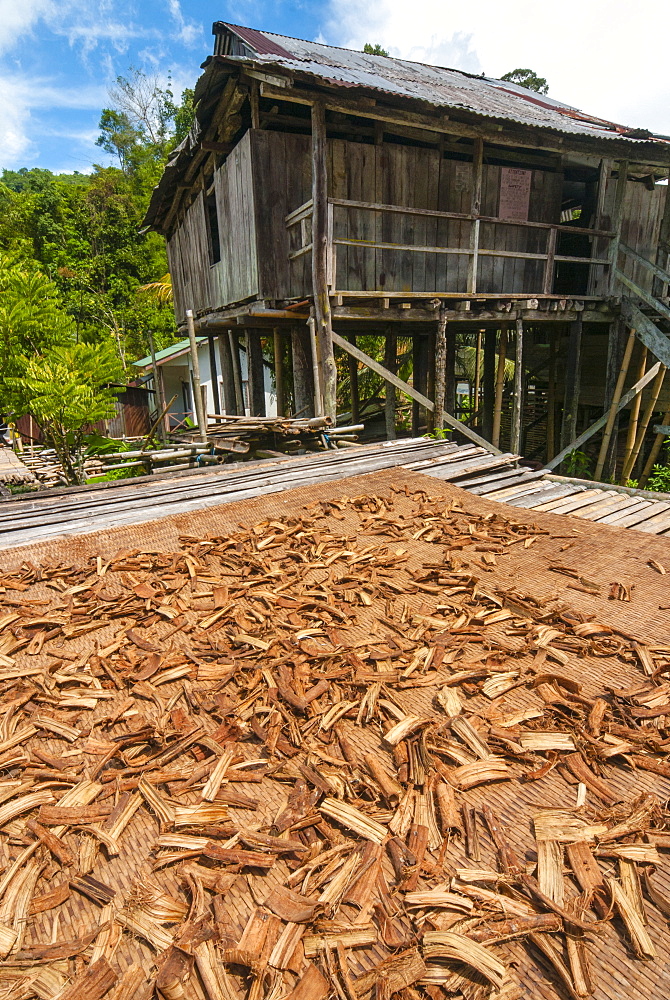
[1,468,670,1000]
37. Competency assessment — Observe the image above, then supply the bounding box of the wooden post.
[207,335,221,422]
[273,327,285,417]
[445,322,456,420]
[147,330,167,442]
[492,326,507,449]
[560,318,583,454]
[185,309,208,442]
[467,139,484,295]
[384,326,397,440]
[639,404,670,487]
[473,329,482,428]
[348,334,359,425]
[245,329,266,417]
[311,101,337,420]
[608,159,629,295]
[412,335,428,436]
[510,318,524,454]
[588,157,612,295]
[481,329,496,443]
[594,325,635,482]
[308,314,324,418]
[433,310,447,431]
[218,334,238,415]
[546,328,556,461]
[291,325,314,417]
[623,345,647,473]
[621,364,666,482]
[228,331,245,416]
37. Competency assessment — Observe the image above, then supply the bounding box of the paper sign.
[498,167,532,221]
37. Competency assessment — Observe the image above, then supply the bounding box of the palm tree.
[137,273,172,306]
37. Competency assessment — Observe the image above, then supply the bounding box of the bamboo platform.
[0,447,35,486]
[1,469,670,999]
[3,437,670,549]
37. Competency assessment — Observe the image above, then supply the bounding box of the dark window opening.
[206,192,221,265]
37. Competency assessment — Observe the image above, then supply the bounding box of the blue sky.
[1,0,669,174]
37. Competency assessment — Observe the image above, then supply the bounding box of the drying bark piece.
[28,880,70,915]
[565,842,608,919]
[116,910,174,952]
[284,962,330,1000]
[463,806,480,861]
[354,948,426,998]
[264,885,321,923]
[268,921,305,969]
[608,878,656,958]
[450,758,511,790]
[25,817,75,866]
[422,930,505,990]
[529,933,582,1000]
[404,888,473,911]
[383,716,432,746]
[563,753,618,805]
[469,913,562,943]
[319,797,387,844]
[642,867,670,918]
[110,966,152,1000]
[0,791,55,828]
[364,755,403,805]
[519,733,576,752]
[435,781,461,834]
[57,957,117,1000]
[618,858,646,926]
[533,810,607,844]
[536,840,564,906]
[70,874,116,906]
[450,717,492,759]
[303,927,377,958]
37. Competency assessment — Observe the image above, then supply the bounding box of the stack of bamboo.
[0,486,669,999]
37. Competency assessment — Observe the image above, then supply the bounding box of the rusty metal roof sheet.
[219,22,670,147]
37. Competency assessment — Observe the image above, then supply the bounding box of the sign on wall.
[498,167,532,221]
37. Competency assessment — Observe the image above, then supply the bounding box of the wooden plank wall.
[593,176,666,294]
[166,192,215,324]
[214,131,259,307]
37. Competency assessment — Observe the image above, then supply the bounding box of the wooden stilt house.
[144,22,670,478]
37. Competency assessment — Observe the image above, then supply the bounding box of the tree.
[6,342,124,484]
[500,69,548,95]
[363,43,389,56]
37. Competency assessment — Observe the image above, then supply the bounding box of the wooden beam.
[620,298,670,367]
[332,331,502,454]
[560,317,583,452]
[311,101,337,420]
[545,360,663,471]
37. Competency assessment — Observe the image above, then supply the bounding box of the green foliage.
[500,68,549,95]
[645,463,670,494]
[7,342,124,485]
[363,43,390,56]
[563,449,591,478]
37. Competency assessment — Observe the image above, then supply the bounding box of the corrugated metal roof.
[220,23,670,146]
[133,337,206,368]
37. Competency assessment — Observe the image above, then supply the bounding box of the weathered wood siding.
[168,132,259,323]
[592,177,666,295]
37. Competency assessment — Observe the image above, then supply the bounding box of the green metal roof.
[133,336,206,368]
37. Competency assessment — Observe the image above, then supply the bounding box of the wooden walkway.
[1,437,670,546]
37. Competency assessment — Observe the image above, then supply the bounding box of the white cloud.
[0,0,53,54]
[324,0,670,136]
[165,0,200,46]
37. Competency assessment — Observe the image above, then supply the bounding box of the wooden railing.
[286,197,615,296]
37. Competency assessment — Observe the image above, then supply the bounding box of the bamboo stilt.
[594,327,635,481]
[510,319,523,454]
[623,346,647,473]
[639,405,670,488]
[273,328,285,417]
[473,330,482,428]
[348,334,359,425]
[492,327,507,449]
[546,328,556,461]
[433,310,448,432]
[621,364,666,482]
[384,326,397,440]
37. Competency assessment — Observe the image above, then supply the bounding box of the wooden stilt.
[185,309,208,442]
[492,325,507,449]
[482,329,496,443]
[412,336,429,436]
[599,319,628,480]
[639,404,670,487]
[308,314,324,417]
[207,335,221,422]
[560,317,583,454]
[546,328,556,461]
[433,309,447,432]
[510,318,524,455]
[228,331,245,416]
[594,326,635,481]
[245,329,266,417]
[147,330,167,442]
[291,325,314,418]
[218,335,237,415]
[273,327,285,417]
[623,345,647,472]
[473,329,482,428]
[445,322,456,419]
[384,326,397,440]
[311,101,337,420]
[621,364,666,482]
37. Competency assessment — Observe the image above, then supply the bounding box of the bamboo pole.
[433,309,447,432]
[621,364,666,482]
[639,404,670,488]
[593,327,636,481]
[492,327,507,449]
[147,330,167,443]
[623,345,647,472]
[308,314,324,418]
[185,310,208,442]
[546,328,556,461]
[510,319,523,454]
[473,330,482,428]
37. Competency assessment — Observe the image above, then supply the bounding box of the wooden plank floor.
[3,434,670,545]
